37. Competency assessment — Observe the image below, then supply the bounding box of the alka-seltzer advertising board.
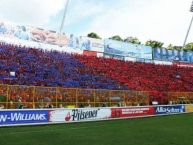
[155,105,185,115]
[0,110,49,125]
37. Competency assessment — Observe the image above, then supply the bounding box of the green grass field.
[0,113,193,145]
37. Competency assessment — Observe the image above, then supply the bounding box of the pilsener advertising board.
[49,108,111,122]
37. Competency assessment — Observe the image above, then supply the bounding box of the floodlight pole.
[183,2,193,48]
[59,0,70,35]
[183,15,193,47]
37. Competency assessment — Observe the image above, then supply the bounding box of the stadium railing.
[0,84,192,109]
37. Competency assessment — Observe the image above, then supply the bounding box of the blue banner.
[186,51,193,62]
[0,110,49,125]
[153,48,193,63]
[153,48,162,60]
[154,105,185,115]
[104,39,152,59]
[68,35,104,52]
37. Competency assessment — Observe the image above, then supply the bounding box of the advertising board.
[68,35,104,52]
[0,110,49,125]
[153,48,193,63]
[185,105,193,113]
[0,22,69,47]
[154,105,185,115]
[83,50,97,57]
[0,105,190,127]
[111,107,155,118]
[104,39,152,59]
[49,108,111,122]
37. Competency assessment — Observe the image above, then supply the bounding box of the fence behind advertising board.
[0,84,150,109]
[1,84,193,110]
[1,104,193,127]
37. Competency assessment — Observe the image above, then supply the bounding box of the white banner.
[49,108,111,122]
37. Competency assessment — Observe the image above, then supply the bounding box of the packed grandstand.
[0,21,193,109]
[1,1,193,145]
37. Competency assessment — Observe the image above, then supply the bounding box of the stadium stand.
[75,54,193,93]
[1,42,193,106]
[0,43,126,90]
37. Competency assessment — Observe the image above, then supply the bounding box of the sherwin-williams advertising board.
[0,110,49,126]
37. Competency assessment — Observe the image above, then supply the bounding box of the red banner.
[173,61,193,68]
[83,50,97,57]
[111,107,155,118]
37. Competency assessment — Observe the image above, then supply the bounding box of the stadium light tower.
[183,1,193,47]
[59,0,70,35]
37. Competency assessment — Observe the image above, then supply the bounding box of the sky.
[0,0,193,46]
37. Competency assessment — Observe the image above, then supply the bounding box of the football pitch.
[0,113,193,145]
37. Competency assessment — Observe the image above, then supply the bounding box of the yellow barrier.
[185,105,193,113]
[0,84,192,109]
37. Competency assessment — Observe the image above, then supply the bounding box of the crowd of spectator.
[1,43,193,104]
[0,43,126,90]
[75,54,193,102]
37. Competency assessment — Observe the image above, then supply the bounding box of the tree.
[173,46,183,50]
[167,44,174,50]
[87,32,101,39]
[185,42,193,51]
[109,35,123,42]
[145,40,164,48]
[124,36,141,44]
[167,44,184,51]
